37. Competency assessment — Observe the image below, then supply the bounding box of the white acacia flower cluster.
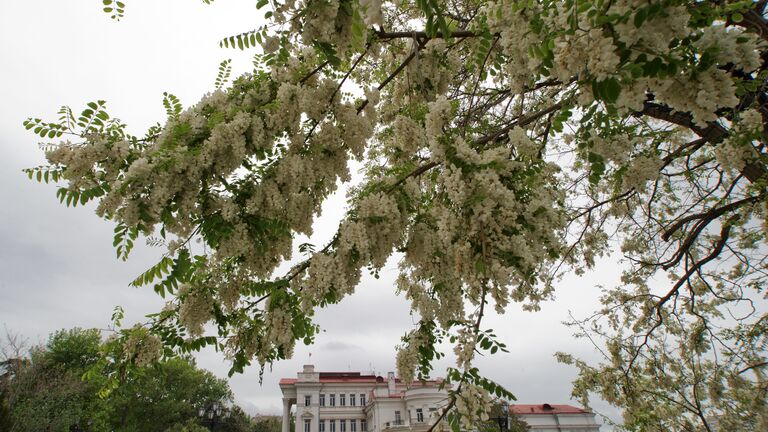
[553,28,620,83]
[425,96,453,149]
[123,326,163,367]
[301,250,357,308]
[49,64,381,347]
[298,190,407,308]
[389,115,427,154]
[486,2,543,92]
[396,122,566,337]
[654,70,740,127]
[587,130,635,164]
[300,0,341,45]
[622,154,663,192]
[482,0,761,129]
[612,3,690,55]
[612,5,758,125]
[696,25,764,74]
[508,126,539,159]
[454,383,493,430]
[205,259,254,312]
[263,297,297,361]
[221,294,302,365]
[288,0,358,53]
[615,78,653,113]
[46,136,132,191]
[395,329,426,386]
[178,284,214,337]
[359,0,382,27]
[395,40,458,103]
[714,108,764,174]
[453,326,477,370]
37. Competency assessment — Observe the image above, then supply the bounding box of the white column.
[283,399,291,432]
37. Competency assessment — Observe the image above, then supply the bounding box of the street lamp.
[199,402,224,431]
[494,401,509,432]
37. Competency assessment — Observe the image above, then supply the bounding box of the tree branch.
[641,101,766,182]
[661,195,761,242]
[374,30,483,40]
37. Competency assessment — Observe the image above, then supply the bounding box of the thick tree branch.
[661,195,762,242]
[374,30,482,40]
[475,102,564,146]
[641,101,766,182]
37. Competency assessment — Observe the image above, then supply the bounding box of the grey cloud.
[321,341,363,351]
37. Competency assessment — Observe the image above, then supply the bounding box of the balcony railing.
[384,420,406,428]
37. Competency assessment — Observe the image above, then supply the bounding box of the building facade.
[511,404,601,431]
[280,365,450,432]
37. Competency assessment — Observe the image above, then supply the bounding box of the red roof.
[279,375,381,385]
[510,404,590,415]
[280,372,443,386]
[321,377,381,383]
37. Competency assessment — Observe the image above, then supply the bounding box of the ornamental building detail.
[279,365,450,432]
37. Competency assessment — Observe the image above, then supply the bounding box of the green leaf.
[162,92,183,119]
[214,59,232,89]
[634,8,647,28]
[474,260,486,274]
[594,77,621,103]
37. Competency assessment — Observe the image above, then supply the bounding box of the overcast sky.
[0,0,621,427]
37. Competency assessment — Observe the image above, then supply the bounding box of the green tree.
[219,406,256,432]
[7,328,109,431]
[106,357,233,431]
[3,328,246,432]
[253,415,282,432]
[26,0,768,429]
[0,329,28,431]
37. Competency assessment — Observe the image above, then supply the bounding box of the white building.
[280,365,451,432]
[511,404,601,431]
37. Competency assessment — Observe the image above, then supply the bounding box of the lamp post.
[494,401,509,432]
[199,402,223,431]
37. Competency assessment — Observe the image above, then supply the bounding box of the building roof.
[279,371,443,386]
[510,404,591,415]
[279,373,382,386]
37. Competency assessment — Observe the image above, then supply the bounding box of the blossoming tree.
[24,0,768,429]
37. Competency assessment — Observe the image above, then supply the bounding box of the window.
[340,420,346,432]
[305,395,311,407]
[360,394,366,405]
[330,394,336,407]
[361,420,367,432]
[350,420,357,432]
[416,409,424,423]
[340,394,346,406]
[330,420,336,432]
[350,394,356,406]
[320,421,325,432]
[305,420,311,432]
[320,394,326,407]
[395,411,402,424]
